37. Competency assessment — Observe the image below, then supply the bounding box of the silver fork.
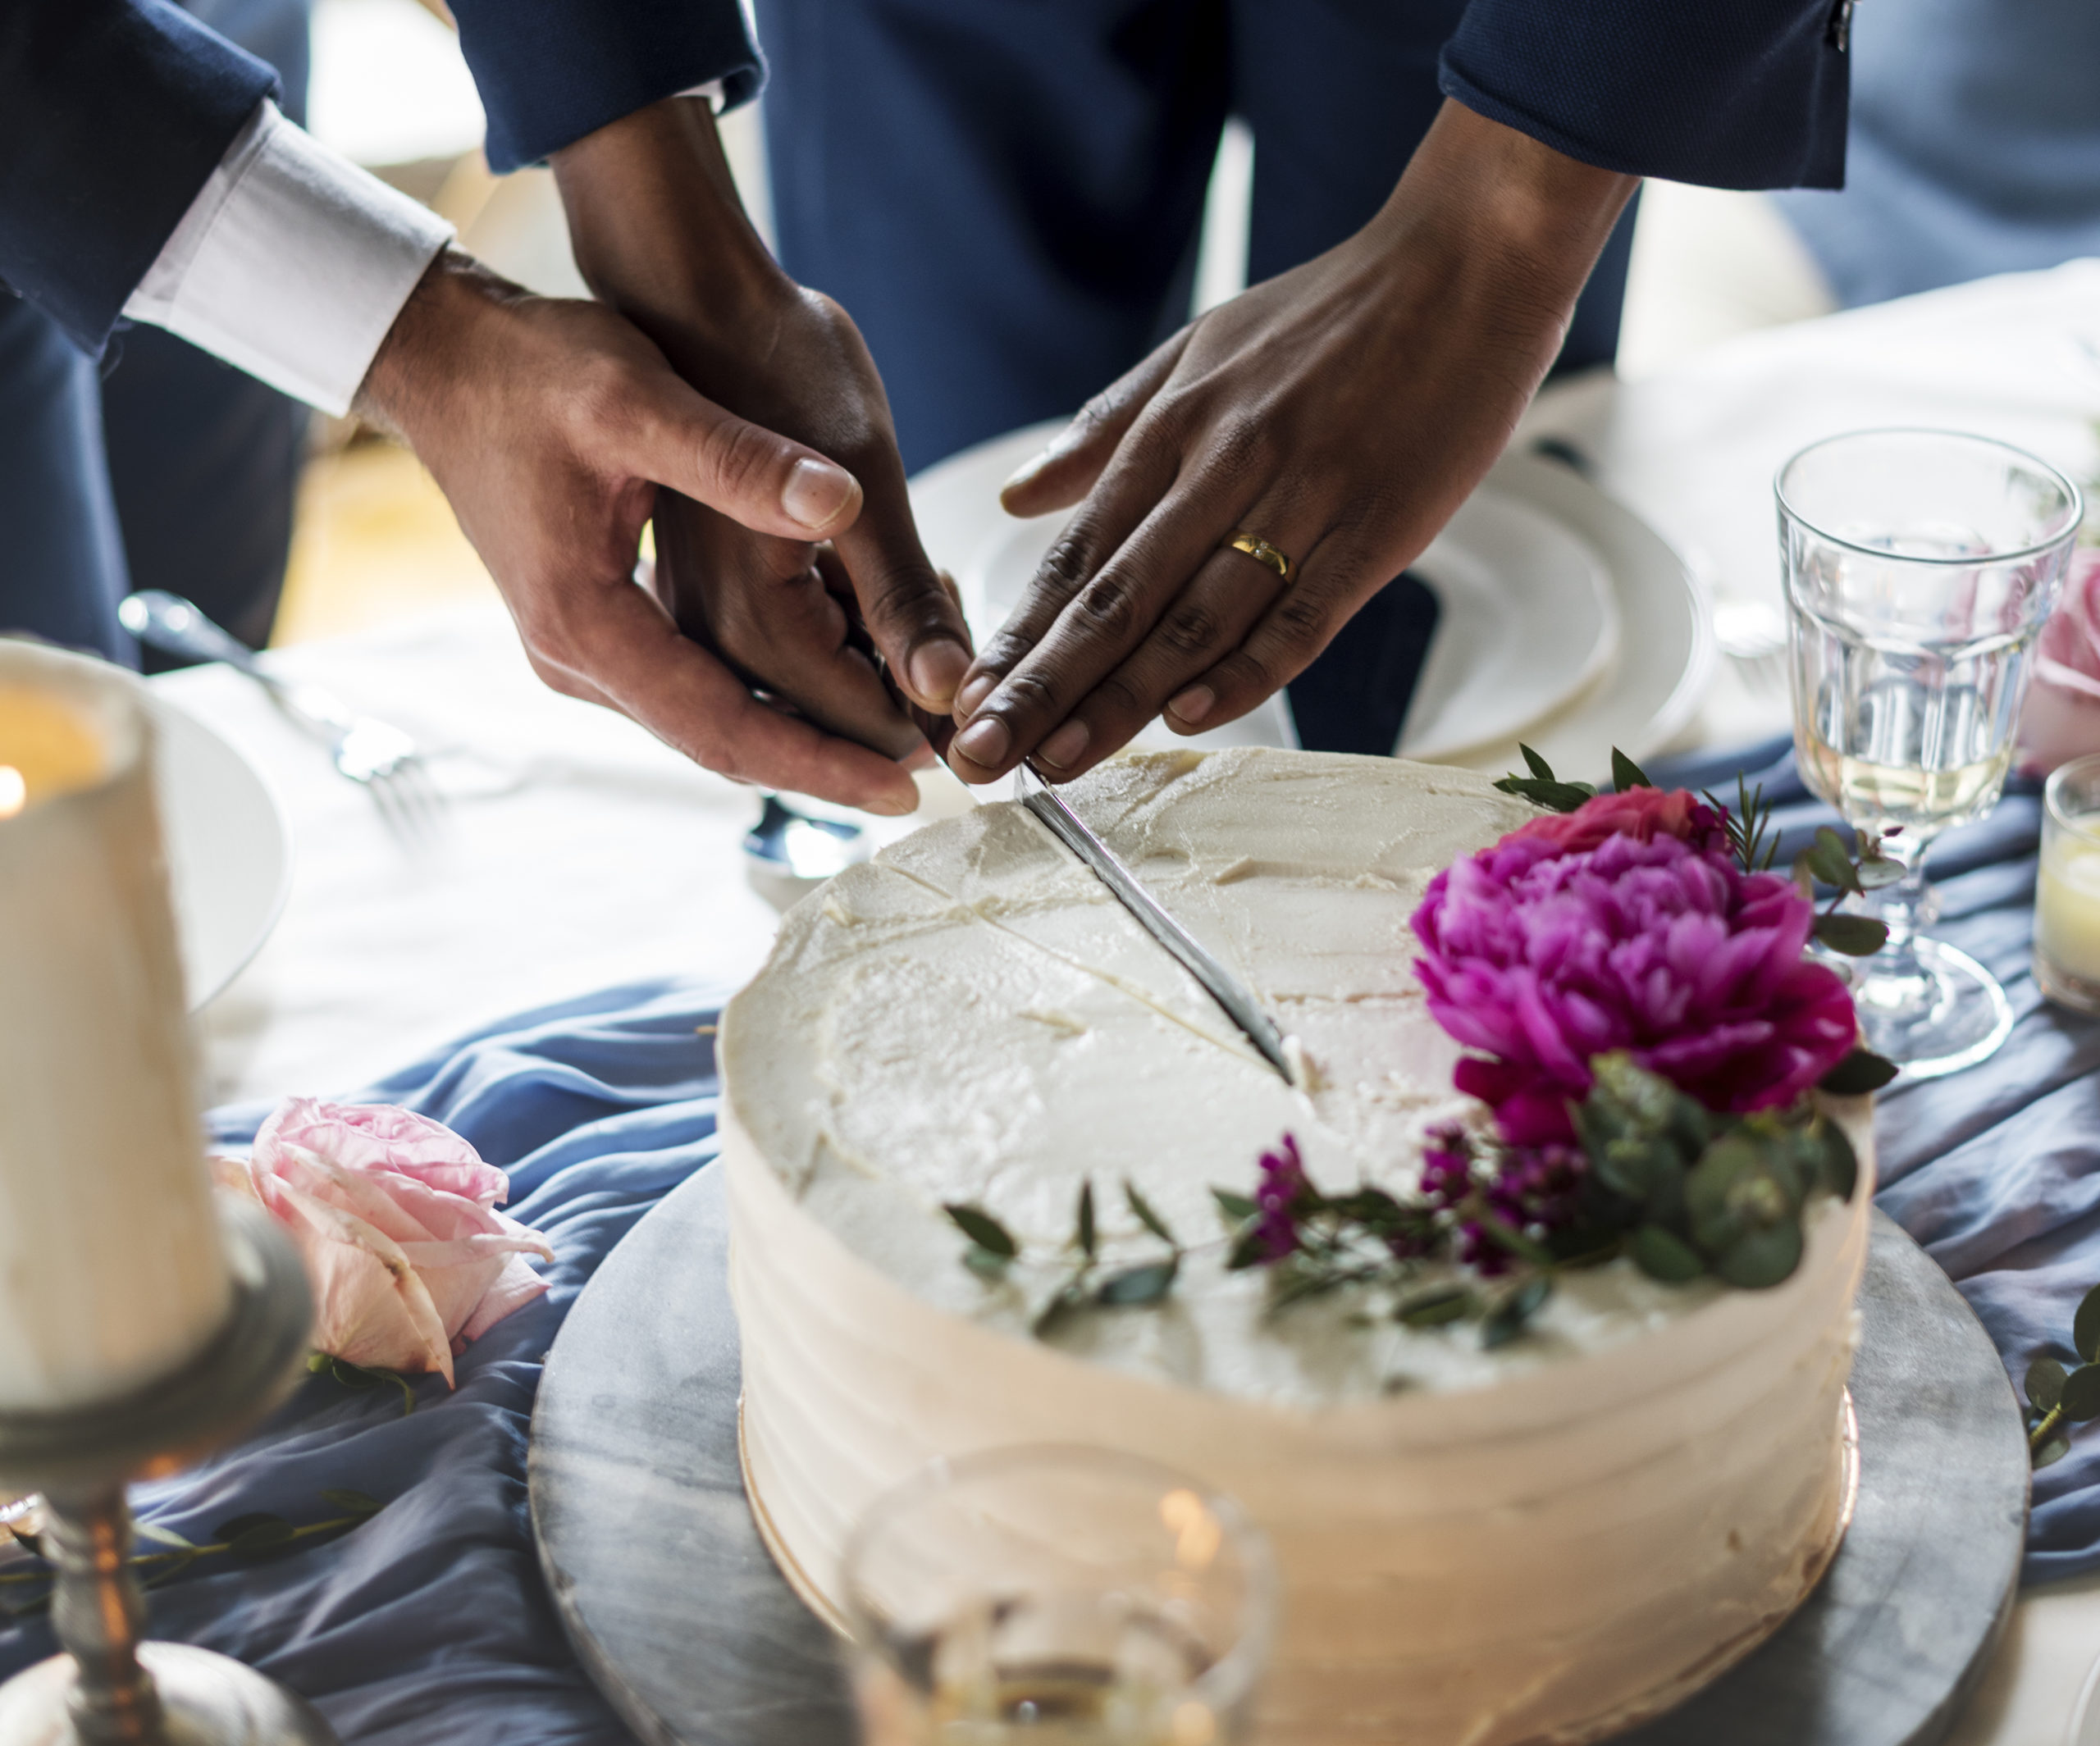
[118,590,447,846]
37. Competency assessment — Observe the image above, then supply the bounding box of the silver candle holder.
[0,1200,335,1745]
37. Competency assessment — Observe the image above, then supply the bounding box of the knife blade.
[1011,763,1295,1084]
[895,678,1294,1082]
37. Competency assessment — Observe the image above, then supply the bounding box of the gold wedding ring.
[1225,529,1294,583]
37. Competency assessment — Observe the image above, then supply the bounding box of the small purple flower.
[1412,1129,1588,1274]
[1254,1133,1309,1260]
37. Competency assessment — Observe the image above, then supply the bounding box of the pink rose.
[2018,547,2100,777]
[214,1097,552,1387]
[1509,784,1731,858]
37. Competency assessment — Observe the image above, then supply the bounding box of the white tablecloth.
[168,258,2100,1746]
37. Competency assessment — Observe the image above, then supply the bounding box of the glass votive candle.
[2036,753,2100,1014]
[842,1446,1276,1746]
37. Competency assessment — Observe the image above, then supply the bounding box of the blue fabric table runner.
[2,737,2095,1742]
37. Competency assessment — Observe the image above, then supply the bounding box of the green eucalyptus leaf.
[2035,1434,2073,1469]
[1329,1185,1406,1230]
[963,1245,1013,1281]
[1814,912,1890,956]
[2075,1283,2100,1364]
[306,1352,331,1374]
[1819,1050,1899,1096]
[1096,1257,1180,1306]
[1856,855,1906,890]
[1493,776,1598,814]
[2061,1364,2100,1423]
[1225,1225,1271,1271]
[1714,1220,1806,1289]
[1686,1133,1764,1251]
[1076,1180,1097,1260]
[1631,1225,1706,1283]
[1810,827,1864,893]
[944,1203,1017,1259]
[1124,1180,1178,1249]
[1395,1285,1475,1328]
[1610,749,1655,792]
[1481,1276,1553,1350]
[2027,1357,2068,1414]
[1816,1118,1860,1200]
[1521,744,1555,781]
[1212,1188,1258,1224]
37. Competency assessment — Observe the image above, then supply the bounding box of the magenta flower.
[1411,791,1857,1145]
[1253,1133,1310,1260]
[1411,1128,1587,1273]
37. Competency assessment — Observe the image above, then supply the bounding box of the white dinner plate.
[912,422,1708,785]
[148,694,292,1010]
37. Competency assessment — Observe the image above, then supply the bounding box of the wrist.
[551,96,789,341]
[354,248,512,442]
[1372,98,1638,326]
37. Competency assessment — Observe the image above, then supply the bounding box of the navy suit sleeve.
[448,0,764,176]
[1440,0,1850,189]
[0,0,276,356]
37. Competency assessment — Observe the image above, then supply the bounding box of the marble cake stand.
[528,1170,2029,1746]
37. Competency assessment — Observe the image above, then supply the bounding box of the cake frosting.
[723,748,1870,1744]
[0,641,231,1414]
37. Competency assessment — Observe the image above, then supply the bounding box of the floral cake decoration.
[947,750,1899,1348]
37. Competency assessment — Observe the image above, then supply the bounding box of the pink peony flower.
[2018,546,2100,777]
[1411,793,1858,1145]
[214,1097,552,1387]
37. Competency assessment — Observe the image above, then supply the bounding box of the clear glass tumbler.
[1779,428,2083,1078]
[842,1446,1276,1746]
[2036,752,2100,1015]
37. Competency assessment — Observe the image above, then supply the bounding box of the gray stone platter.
[529,1169,2029,1746]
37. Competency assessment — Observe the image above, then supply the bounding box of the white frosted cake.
[722,747,1870,1745]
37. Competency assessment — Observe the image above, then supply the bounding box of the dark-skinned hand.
[944,100,1639,784]
[553,99,974,776]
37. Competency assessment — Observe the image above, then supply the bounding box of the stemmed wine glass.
[1778,429,2083,1078]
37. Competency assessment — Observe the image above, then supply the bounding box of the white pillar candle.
[0,641,231,1412]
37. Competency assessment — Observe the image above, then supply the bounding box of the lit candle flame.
[0,767,25,820]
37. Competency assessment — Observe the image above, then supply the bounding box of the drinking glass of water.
[1778,428,2083,1077]
[842,1446,1276,1746]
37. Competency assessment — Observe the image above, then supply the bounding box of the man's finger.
[539,574,923,814]
[829,467,976,713]
[999,328,1191,518]
[620,370,868,544]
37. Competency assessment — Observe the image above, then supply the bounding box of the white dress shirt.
[122,101,454,417]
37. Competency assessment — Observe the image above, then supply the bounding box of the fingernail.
[781,457,858,532]
[865,791,916,818]
[1168,685,1214,726]
[956,672,998,718]
[1000,425,1083,495]
[907,639,970,709]
[955,716,1011,767]
[1039,719,1089,769]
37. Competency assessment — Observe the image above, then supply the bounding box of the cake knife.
[1011,761,1295,1084]
[888,673,1295,1082]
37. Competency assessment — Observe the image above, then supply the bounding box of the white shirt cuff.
[677,80,727,109]
[122,101,454,417]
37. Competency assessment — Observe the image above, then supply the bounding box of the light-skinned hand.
[354,248,927,814]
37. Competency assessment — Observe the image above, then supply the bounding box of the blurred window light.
[308,0,485,169]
